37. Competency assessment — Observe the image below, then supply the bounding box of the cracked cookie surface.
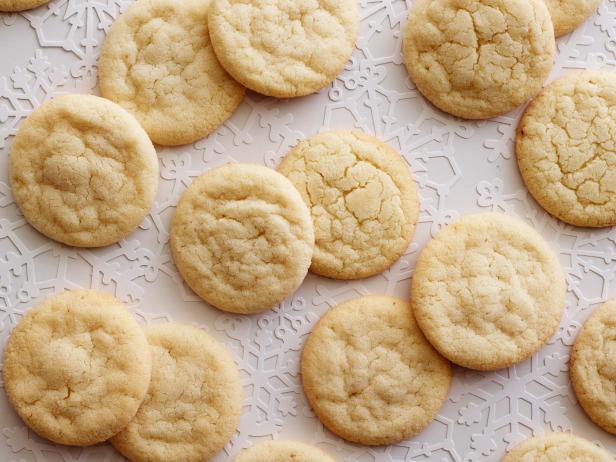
[403,0,555,119]
[9,94,158,247]
[99,0,245,146]
[111,323,242,462]
[278,131,419,280]
[2,290,151,446]
[207,0,358,98]
[234,440,336,462]
[570,299,616,435]
[410,213,565,371]
[0,0,48,11]
[501,433,613,461]
[170,163,314,313]
[301,295,452,445]
[545,0,602,37]
[517,71,616,227]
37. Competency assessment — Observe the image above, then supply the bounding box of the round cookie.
[545,0,602,37]
[207,0,359,98]
[278,131,419,280]
[403,0,555,119]
[170,163,314,314]
[570,299,616,435]
[0,0,48,11]
[410,213,566,371]
[517,71,616,228]
[2,290,151,446]
[10,94,158,247]
[99,0,245,146]
[301,295,452,445]
[234,441,336,462]
[111,323,242,462]
[501,433,613,462]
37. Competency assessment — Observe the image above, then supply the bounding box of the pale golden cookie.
[278,130,419,280]
[571,299,616,435]
[517,71,616,227]
[170,163,314,314]
[207,0,359,98]
[234,441,336,462]
[0,0,48,11]
[545,0,602,37]
[2,290,151,446]
[10,94,158,247]
[99,0,245,146]
[403,0,555,119]
[301,295,452,445]
[410,213,566,371]
[111,323,242,462]
[501,433,613,462]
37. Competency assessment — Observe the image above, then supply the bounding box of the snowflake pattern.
[1,0,616,461]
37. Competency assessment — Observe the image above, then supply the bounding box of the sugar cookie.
[301,295,451,445]
[403,0,555,119]
[545,0,602,37]
[9,94,158,247]
[571,299,616,435]
[170,163,314,314]
[517,71,616,227]
[278,130,419,279]
[234,441,336,462]
[111,323,242,462]
[0,0,48,11]
[501,433,613,462]
[410,213,566,371]
[2,290,151,446]
[99,0,245,146]
[207,0,359,98]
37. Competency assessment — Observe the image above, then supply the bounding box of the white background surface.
[2,1,616,461]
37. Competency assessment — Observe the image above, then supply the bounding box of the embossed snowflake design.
[2,0,616,461]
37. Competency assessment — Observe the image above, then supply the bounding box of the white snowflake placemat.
[2,1,616,461]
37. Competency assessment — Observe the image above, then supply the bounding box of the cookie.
[170,163,314,314]
[9,94,158,247]
[570,299,616,435]
[111,323,242,462]
[403,0,555,119]
[545,0,602,37]
[301,295,452,445]
[501,433,613,462]
[99,0,245,146]
[0,0,48,11]
[2,290,151,446]
[207,0,359,98]
[517,71,616,227]
[278,130,419,280]
[410,213,566,371]
[234,441,336,462]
